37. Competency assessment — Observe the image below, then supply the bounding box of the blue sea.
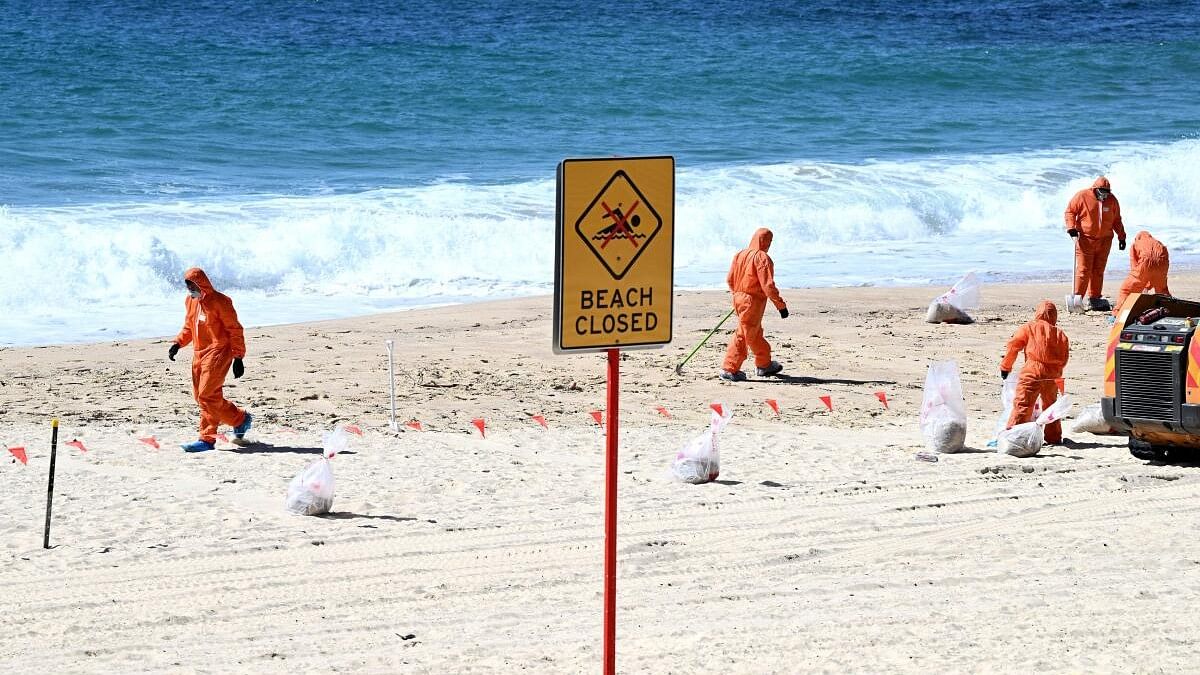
[2,0,1199,345]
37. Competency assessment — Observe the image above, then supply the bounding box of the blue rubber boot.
[233,412,253,439]
[182,440,216,453]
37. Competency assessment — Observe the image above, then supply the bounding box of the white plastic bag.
[997,396,1072,458]
[990,377,1042,445]
[671,403,734,484]
[284,428,346,516]
[926,272,980,324]
[919,361,968,453]
[991,376,1019,441]
[1071,402,1117,435]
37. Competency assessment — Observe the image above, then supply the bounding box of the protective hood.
[1092,176,1112,190]
[184,267,216,298]
[1033,300,1058,325]
[749,228,773,252]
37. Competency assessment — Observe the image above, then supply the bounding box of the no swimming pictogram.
[555,155,673,353]
[575,170,663,280]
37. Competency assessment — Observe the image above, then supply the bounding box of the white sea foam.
[2,139,1198,345]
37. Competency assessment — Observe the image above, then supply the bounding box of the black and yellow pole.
[43,418,60,549]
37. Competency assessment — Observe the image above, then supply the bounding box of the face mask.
[1095,190,1109,201]
[188,289,202,299]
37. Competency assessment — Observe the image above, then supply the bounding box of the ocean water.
[2,0,1199,345]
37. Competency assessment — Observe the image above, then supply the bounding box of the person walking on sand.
[1065,176,1126,312]
[1112,230,1171,315]
[720,227,788,381]
[1001,300,1069,445]
[168,267,252,452]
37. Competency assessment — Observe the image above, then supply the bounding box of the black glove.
[1000,370,1010,380]
[779,307,789,319]
[1119,239,1127,251]
[168,343,180,361]
[232,358,245,379]
[1067,228,1079,238]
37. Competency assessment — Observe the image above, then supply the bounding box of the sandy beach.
[4,276,1200,673]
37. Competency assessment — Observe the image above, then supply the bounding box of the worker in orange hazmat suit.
[169,268,252,452]
[1112,230,1171,316]
[1065,176,1126,312]
[1001,300,1069,444]
[720,228,788,382]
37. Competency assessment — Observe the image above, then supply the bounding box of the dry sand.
[4,275,1200,673]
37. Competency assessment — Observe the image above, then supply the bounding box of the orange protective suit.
[1001,300,1070,444]
[1113,230,1170,315]
[174,268,247,444]
[1064,176,1125,299]
[722,228,787,373]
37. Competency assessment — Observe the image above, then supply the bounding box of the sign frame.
[553,155,675,354]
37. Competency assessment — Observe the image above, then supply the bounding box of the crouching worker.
[1000,300,1069,444]
[169,268,252,452]
[1113,230,1171,316]
[720,227,788,381]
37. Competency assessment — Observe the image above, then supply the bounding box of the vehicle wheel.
[1129,437,1166,461]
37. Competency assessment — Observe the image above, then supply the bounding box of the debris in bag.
[670,403,733,484]
[995,421,1042,458]
[925,302,973,324]
[925,272,980,324]
[924,411,968,454]
[997,396,1072,458]
[988,377,1041,447]
[919,361,968,454]
[285,428,347,516]
[1070,402,1118,435]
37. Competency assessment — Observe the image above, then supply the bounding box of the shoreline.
[10,260,1200,350]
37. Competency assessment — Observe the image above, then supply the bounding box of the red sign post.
[603,348,619,673]
[554,157,674,673]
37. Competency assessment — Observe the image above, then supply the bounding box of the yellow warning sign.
[555,156,674,352]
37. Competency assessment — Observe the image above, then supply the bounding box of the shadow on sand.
[750,374,898,386]
[316,512,417,522]
[223,442,357,456]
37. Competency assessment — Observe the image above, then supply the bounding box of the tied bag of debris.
[919,361,968,454]
[997,396,1072,458]
[926,272,981,324]
[1070,402,1119,435]
[285,427,349,516]
[989,377,1042,447]
[670,403,734,484]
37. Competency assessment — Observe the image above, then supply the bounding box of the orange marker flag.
[405,420,423,431]
[215,433,230,444]
[819,395,833,412]
[765,399,780,416]
[66,439,88,453]
[345,425,363,436]
[874,391,889,410]
[710,403,724,417]
[471,418,487,438]
[655,405,672,419]
[1055,378,1066,395]
[589,411,604,426]
[531,415,548,429]
[8,447,27,465]
[138,437,160,449]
